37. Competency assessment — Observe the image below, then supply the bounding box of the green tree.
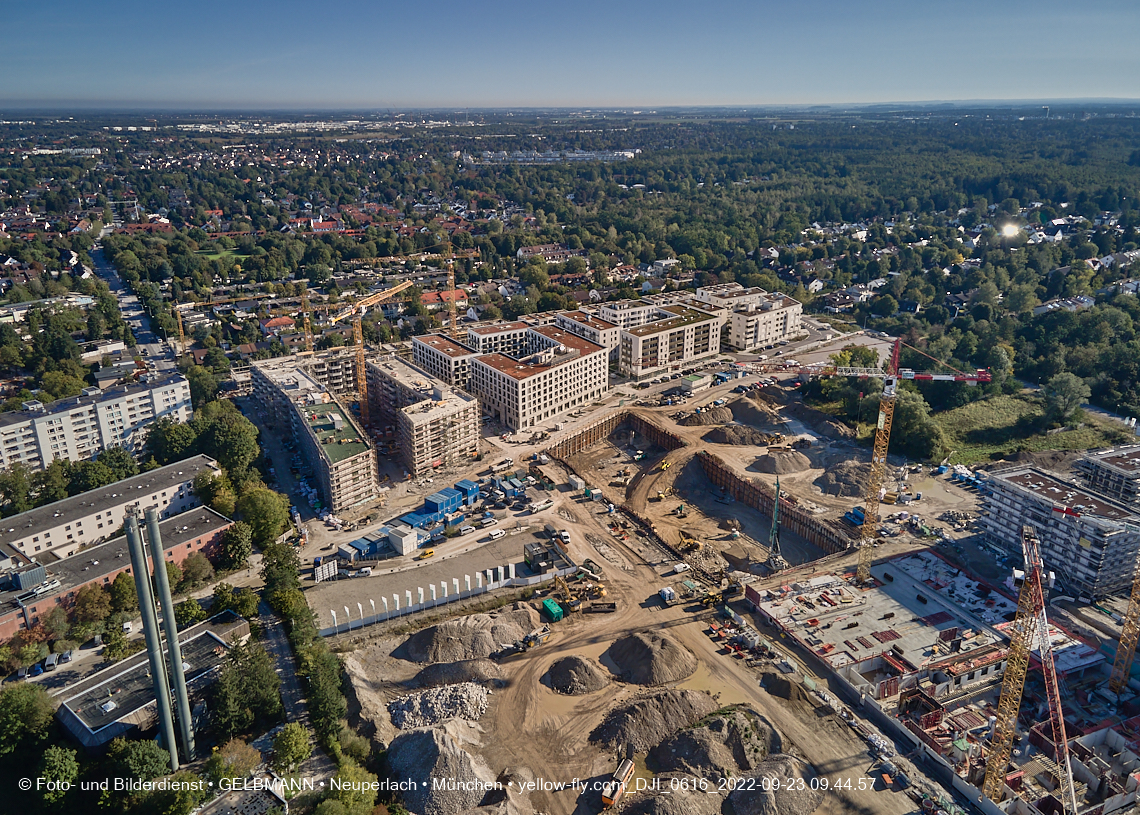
[175,599,207,629]
[236,489,289,547]
[179,552,214,588]
[870,294,898,317]
[73,583,112,623]
[211,640,283,739]
[98,446,139,481]
[271,722,312,774]
[39,371,86,401]
[327,759,379,814]
[203,738,260,785]
[38,744,79,805]
[141,769,207,815]
[146,418,199,465]
[109,571,138,613]
[0,462,34,516]
[193,471,237,517]
[106,736,171,781]
[0,683,54,754]
[219,521,254,569]
[186,365,219,408]
[1043,372,1091,424]
[70,460,117,493]
[196,406,259,474]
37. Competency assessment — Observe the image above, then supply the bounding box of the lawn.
[196,248,249,261]
[935,393,1132,466]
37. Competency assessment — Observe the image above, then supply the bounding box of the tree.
[38,745,79,805]
[219,521,254,569]
[871,294,898,317]
[109,571,138,613]
[271,722,312,774]
[1043,372,1091,424]
[204,738,260,785]
[97,446,138,481]
[42,606,70,640]
[175,599,207,629]
[0,462,33,516]
[0,683,54,754]
[73,583,112,623]
[236,489,289,547]
[196,406,259,474]
[186,365,219,409]
[141,769,207,815]
[179,552,214,589]
[211,640,283,738]
[106,736,170,781]
[70,460,117,493]
[327,759,379,814]
[193,471,236,517]
[146,418,198,465]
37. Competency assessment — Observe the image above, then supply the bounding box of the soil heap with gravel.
[705,426,784,446]
[753,448,811,474]
[413,659,506,689]
[399,605,540,664]
[621,783,724,815]
[590,689,718,752]
[727,755,824,815]
[758,672,817,715]
[680,406,734,426]
[650,709,778,780]
[387,725,500,815]
[388,682,489,729]
[548,656,610,695]
[607,633,698,686]
[813,460,873,498]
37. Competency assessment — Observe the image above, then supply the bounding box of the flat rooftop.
[0,508,233,614]
[401,388,478,425]
[996,467,1137,521]
[468,321,528,336]
[414,334,477,358]
[0,373,187,427]
[626,305,717,338]
[0,455,219,548]
[370,356,447,391]
[559,310,617,330]
[303,401,370,464]
[529,324,606,355]
[1083,445,1140,475]
[58,612,247,733]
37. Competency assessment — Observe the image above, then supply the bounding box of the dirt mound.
[784,401,856,440]
[387,724,500,815]
[813,460,873,497]
[413,659,506,689]
[727,754,824,815]
[753,448,811,474]
[758,672,816,712]
[650,709,778,780]
[621,783,724,815]
[680,406,733,426]
[399,605,540,664]
[705,426,785,446]
[1000,449,1081,473]
[548,656,610,695]
[606,633,698,686]
[590,689,718,752]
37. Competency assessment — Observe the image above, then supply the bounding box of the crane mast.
[856,340,901,584]
[983,526,1077,815]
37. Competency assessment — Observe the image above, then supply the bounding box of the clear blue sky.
[4,0,1139,109]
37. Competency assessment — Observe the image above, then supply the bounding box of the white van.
[460,525,476,535]
[489,529,506,540]
[674,563,691,574]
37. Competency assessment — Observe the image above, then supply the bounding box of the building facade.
[693,283,804,352]
[0,375,193,472]
[0,455,220,561]
[465,322,531,356]
[1076,445,1140,509]
[555,311,621,361]
[411,335,479,390]
[617,305,725,380]
[979,466,1140,597]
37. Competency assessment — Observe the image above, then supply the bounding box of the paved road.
[90,246,178,370]
[258,601,309,724]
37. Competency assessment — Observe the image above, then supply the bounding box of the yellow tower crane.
[1104,516,1140,695]
[300,287,314,354]
[328,280,414,430]
[982,526,1077,815]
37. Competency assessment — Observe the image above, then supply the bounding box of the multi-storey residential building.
[979,466,1140,597]
[1076,445,1140,509]
[0,454,220,560]
[598,299,662,330]
[0,375,192,472]
[0,507,232,641]
[468,326,608,430]
[366,356,480,476]
[692,283,804,351]
[555,311,621,361]
[465,322,530,356]
[412,334,479,389]
[617,305,725,380]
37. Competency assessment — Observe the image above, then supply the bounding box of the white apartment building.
[412,335,480,390]
[617,305,725,380]
[0,454,221,560]
[1076,445,1140,508]
[598,299,662,330]
[693,283,804,351]
[468,326,608,431]
[465,322,531,356]
[555,311,621,361]
[979,466,1140,597]
[0,375,193,472]
[366,356,480,476]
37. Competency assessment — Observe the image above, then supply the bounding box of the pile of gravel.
[400,605,540,663]
[413,659,506,689]
[607,632,698,686]
[547,656,610,695]
[705,426,784,446]
[727,755,824,815]
[590,689,718,752]
[387,727,499,815]
[621,781,724,815]
[753,448,811,474]
[388,682,489,729]
[813,460,873,498]
[680,406,733,426]
[650,710,777,780]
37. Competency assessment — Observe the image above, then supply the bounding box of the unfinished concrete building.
[979,466,1140,597]
[365,356,479,477]
[1076,444,1140,509]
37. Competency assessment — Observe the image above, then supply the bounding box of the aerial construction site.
[334,364,1140,815]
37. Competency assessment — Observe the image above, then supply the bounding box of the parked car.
[460,525,476,535]
[489,529,506,540]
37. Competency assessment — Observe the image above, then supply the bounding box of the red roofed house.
[259,316,296,336]
[420,289,469,312]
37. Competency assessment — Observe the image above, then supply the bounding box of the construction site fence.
[544,410,686,460]
[316,563,579,638]
[697,452,856,556]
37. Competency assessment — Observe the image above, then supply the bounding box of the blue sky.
[3,0,1139,109]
